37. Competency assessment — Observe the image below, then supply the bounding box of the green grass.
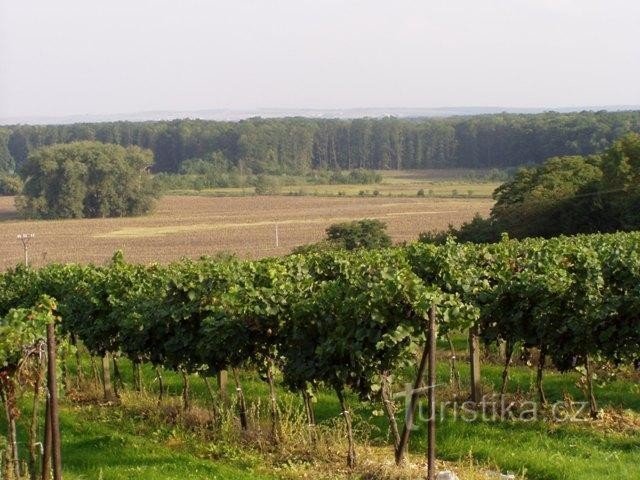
[3,346,639,480]
[59,408,274,480]
[165,169,501,198]
[403,364,640,480]
[3,396,275,480]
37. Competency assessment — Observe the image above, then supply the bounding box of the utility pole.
[17,233,35,266]
[275,224,279,247]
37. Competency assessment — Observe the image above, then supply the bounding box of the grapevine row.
[1,231,639,472]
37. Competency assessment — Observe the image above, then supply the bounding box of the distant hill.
[2,105,640,126]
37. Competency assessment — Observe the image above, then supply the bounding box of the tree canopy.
[17,141,157,219]
[448,133,640,242]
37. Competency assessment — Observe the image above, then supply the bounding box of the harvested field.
[0,195,492,269]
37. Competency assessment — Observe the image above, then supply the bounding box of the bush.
[254,175,281,195]
[0,174,23,196]
[291,240,340,255]
[347,169,382,184]
[417,230,449,245]
[325,219,392,250]
[417,188,425,197]
[18,141,157,219]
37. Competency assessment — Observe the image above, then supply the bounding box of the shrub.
[254,175,281,195]
[325,219,392,250]
[0,174,23,196]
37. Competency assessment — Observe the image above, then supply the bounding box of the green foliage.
[442,133,640,242]
[290,240,341,255]
[17,141,157,219]
[253,175,281,195]
[280,249,440,397]
[490,155,604,238]
[0,174,22,196]
[2,234,640,479]
[1,230,639,445]
[599,132,640,229]
[155,152,250,190]
[325,219,392,250]
[4,111,640,174]
[0,296,55,368]
[0,128,14,173]
[307,169,382,185]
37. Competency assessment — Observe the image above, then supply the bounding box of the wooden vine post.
[28,354,46,480]
[217,370,228,404]
[468,325,482,403]
[380,372,400,450]
[395,306,433,466]
[584,355,598,419]
[101,353,114,402]
[446,334,461,393]
[46,320,63,480]
[426,306,437,480]
[42,395,52,480]
[336,388,356,468]
[231,368,248,430]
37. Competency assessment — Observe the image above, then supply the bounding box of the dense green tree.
[436,133,640,243]
[17,141,157,219]
[490,155,604,237]
[599,133,640,229]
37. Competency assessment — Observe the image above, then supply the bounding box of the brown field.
[0,195,492,270]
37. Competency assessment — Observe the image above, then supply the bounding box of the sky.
[1,0,639,119]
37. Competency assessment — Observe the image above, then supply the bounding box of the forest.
[2,110,640,175]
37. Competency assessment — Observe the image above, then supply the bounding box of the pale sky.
[1,0,639,118]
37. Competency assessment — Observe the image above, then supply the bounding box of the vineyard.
[1,231,640,479]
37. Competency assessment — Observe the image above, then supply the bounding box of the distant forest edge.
[1,110,640,175]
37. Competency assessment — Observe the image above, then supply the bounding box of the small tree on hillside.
[17,141,157,219]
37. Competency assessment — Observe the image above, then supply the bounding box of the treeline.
[2,110,640,174]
